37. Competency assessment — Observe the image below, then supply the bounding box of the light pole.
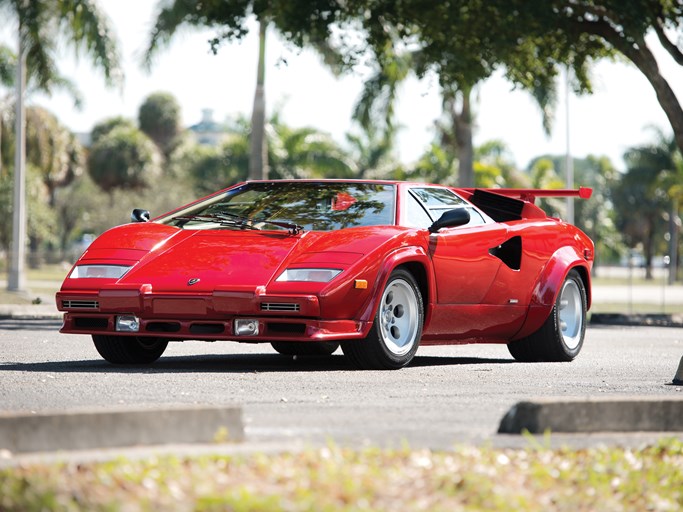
[7,31,26,293]
[565,66,574,225]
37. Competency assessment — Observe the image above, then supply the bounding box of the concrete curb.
[498,397,683,434]
[590,313,683,328]
[0,406,244,454]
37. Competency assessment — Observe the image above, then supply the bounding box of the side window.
[411,187,467,208]
[432,207,485,227]
[404,193,434,229]
[410,187,491,228]
[465,207,486,226]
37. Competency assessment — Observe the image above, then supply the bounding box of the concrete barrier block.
[0,405,244,453]
[499,397,683,434]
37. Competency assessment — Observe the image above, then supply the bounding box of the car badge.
[187,278,200,286]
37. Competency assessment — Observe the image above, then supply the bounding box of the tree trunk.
[581,19,683,158]
[448,88,474,187]
[626,47,683,158]
[249,20,268,180]
[645,217,656,280]
[28,234,42,269]
[669,199,679,284]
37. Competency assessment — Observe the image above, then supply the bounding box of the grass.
[0,264,69,305]
[0,439,681,511]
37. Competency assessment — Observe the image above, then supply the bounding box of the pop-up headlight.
[70,265,131,279]
[276,268,342,283]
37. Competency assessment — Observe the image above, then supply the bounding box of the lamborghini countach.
[57,180,594,369]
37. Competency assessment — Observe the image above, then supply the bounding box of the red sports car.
[57,180,594,369]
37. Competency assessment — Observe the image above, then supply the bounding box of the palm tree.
[145,4,271,179]
[249,20,268,180]
[614,130,680,280]
[145,3,345,181]
[269,118,356,179]
[0,0,121,291]
[354,47,558,187]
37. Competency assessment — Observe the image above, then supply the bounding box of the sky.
[21,1,683,172]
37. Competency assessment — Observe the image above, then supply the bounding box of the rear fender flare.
[356,247,435,331]
[513,246,591,340]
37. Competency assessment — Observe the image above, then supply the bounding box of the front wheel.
[92,335,168,364]
[342,268,424,369]
[508,269,587,362]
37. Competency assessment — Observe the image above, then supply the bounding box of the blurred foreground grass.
[1,439,681,511]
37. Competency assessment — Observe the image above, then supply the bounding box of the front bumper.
[57,288,369,342]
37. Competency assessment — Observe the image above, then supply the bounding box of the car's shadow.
[0,353,515,374]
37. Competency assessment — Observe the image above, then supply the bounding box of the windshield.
[163,182,396,232]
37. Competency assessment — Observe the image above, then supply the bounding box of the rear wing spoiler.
[458,187,592,203]
[456,187,593,222]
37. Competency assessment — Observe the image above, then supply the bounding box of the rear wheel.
[342,268,423,369]
[271,341,340,356]
[92,335,168,364]
[508,269,586,362]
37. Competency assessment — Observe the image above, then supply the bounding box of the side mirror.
[428,208,470,233]
[131,209,150,223]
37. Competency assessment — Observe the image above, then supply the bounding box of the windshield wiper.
[172,212,303,235]
[171,213,258,230]
[217,211,304,235]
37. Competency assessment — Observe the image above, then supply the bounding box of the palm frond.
[57,0,123,86]
[0,44,15,86]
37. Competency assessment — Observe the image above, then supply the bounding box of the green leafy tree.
[0,105,83,265]
[146,1,683,161]
[145,1,355,180]
[181,114,356,195]
[475,140,531,189]
[1,0,121,286]
[25,106,84,206]
[138,91,182,159]
[402,139,527,188]
[613,133,679,279]
[52,172,105,259]
[656,148,683,282]
[87,125,161,195]
[0,170,11,264]
[529,153,623,270]
[91,116,136,146]
[527,158,567,217]
[359,1,683,158]
[25,164,58,267]
[182,135,250,196]
[270,121,356,179]
[145,4,269,179]
[402,143,458,185]
[344,123,401,180]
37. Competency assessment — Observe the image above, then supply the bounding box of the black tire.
[508,269,587,362]
[92,335,168,364]
[342,268,424,370]
[271,341,340,356]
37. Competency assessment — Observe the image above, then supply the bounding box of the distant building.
[188,109,227,146]
[74,131,92,148]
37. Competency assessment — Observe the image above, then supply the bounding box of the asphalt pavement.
[1,278,682,459]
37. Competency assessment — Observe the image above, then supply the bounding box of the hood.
[120,229,300,292]
[76,223,417,293]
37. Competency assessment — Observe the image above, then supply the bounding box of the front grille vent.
[63,300,99,310]
[260,302,300,312]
